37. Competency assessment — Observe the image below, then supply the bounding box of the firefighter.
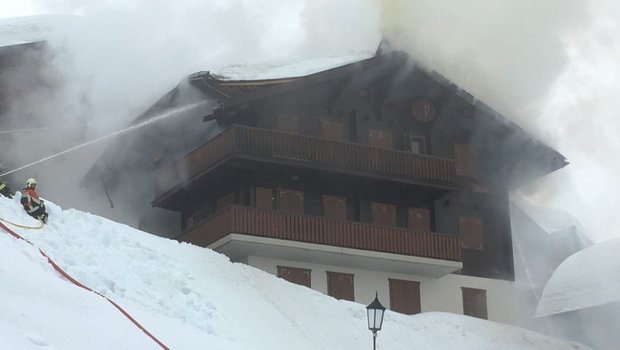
[20,178,48,223]
[0,181,12,199]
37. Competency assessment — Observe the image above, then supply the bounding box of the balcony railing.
[178,206,462,262]
[155,125,456,198]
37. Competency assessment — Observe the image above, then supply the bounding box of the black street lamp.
[366,293,386,350]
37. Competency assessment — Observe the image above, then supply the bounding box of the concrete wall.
[247,255,516,324]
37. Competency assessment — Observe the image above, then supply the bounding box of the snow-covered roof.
[211,52,375,81]
[511,195,589,237]
[0,15,75,48]
[536,237,620,317]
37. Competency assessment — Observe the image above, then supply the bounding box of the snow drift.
[0,195,590,349]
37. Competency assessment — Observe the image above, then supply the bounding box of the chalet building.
[0,40,48,184]
[82,44,567,324]
[132,47,567,323]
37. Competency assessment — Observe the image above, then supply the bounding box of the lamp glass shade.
[366,295,386,332]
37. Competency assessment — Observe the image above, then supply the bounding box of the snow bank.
[0,195,590,349]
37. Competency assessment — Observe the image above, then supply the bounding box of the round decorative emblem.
[411,99,436,122]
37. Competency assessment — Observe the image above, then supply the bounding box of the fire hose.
[0,220,171,350]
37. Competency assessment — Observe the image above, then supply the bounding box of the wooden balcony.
[178,206,463,265]
[154,125,456,201]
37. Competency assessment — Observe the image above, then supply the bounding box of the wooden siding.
[178,206,462,262]
[155,125,456,198]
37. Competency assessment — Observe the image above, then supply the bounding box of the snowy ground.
[0,195,590,350]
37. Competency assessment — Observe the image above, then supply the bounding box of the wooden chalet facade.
[142,49,567,321]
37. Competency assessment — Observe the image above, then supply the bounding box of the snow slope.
[0,195,589,350]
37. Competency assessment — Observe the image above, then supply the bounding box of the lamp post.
[366,292,386,350]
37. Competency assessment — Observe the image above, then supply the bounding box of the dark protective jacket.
[20,187,48,222]
[0,182,12,199]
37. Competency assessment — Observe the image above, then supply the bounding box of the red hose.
[0,221,171,350]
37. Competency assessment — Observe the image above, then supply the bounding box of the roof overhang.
[209,233,462,278]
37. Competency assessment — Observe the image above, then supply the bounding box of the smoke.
[0,0,381,221]
[376,1,620,348]
[2,0,619,347]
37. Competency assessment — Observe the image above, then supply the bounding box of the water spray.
[0,125,84,135]
[0,101,207,178]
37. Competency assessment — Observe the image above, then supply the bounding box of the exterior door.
[462,287,488,319]
[454,143,477,177]
[408,207,430,231]
[371,202,396,226]
[326,271,354,301]
[320,120,344,141]
[323,195,347,220]
[255,187,273,210]
[277,266,311,287]
[389,278,421,315]
[368,129,393,149]
[277,189,304,215]
[459,216,484,250]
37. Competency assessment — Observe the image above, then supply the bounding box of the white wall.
[247,255,516,324]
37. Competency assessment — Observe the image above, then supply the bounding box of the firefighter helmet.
[26,178,37,188]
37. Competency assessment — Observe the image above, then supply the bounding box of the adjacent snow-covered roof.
[511,195,589,237]
[0,15,75,48]
[211,52,375,81]
[536,237,620,316]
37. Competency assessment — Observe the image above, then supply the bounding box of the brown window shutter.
[389,278,421,315]
[216,192,235,211]
[323,195,347,220]
[326,271,355,301]
[278,116,300,133]
[277,266,311,287]
[462,287,488,319]
[255,187,273,210]
[320,120,345,141]
[454,143,478,177]
[368,129,393,149]
[459,217,484,250]
[278,189,304,215]
[371,202,396,226]
[408,208,430,231]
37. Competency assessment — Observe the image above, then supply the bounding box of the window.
[408,207,431,231]
[462,287,488,319]
[370,202,396,226]
[277,189,304,215]
[389,278,421,315]
[409,136,425,154]
[320,120,344,141]
[459,216,484,250]
[323,195,347,220]
[326,271,354,301]
[454,143,478,177]
[216,192,235,211]
[368,129,393,149]
[277,266,311,287]
[278,115,300,133]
